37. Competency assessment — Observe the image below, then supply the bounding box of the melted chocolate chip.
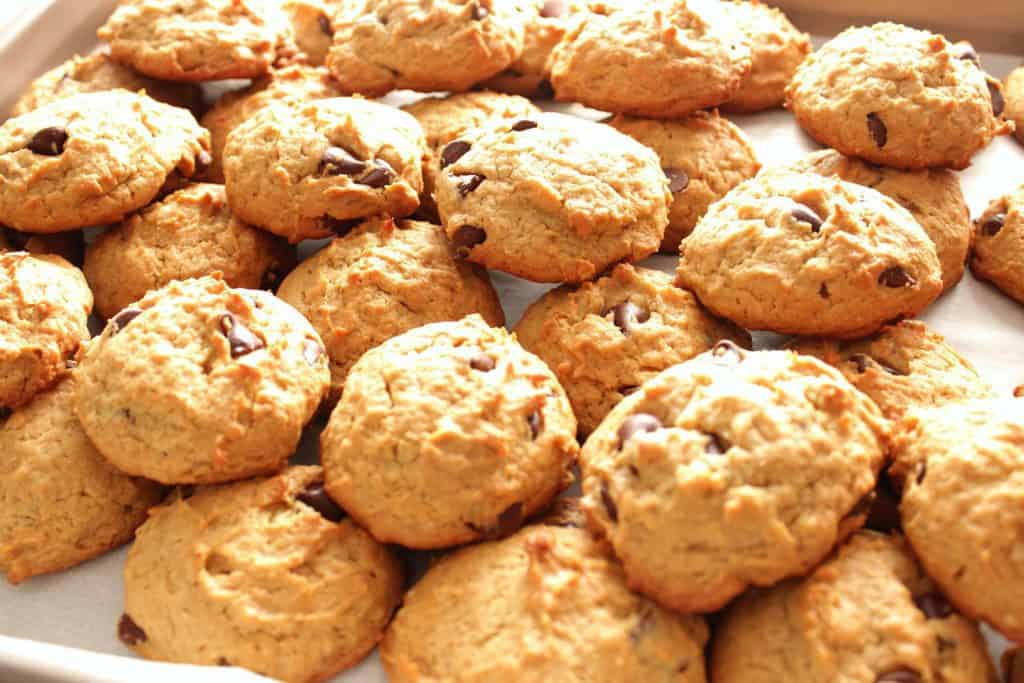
[867,113,888,148]
[913,592,953,619]
[218,313,265,358]
[469,352,495,372]
[704,432,730,456]
[110,307,142,334]
[118,614,147,646]
[297,482,346,522]
[988,80,1005,117]
[791,203,824,233]
[440,140,471,168]
[318,12,333,36]
[28,126,68,155]
[710,340,745,365]
[980,213,1006,236]
[541,0,567,17]
[451,226,486,257]
[876,669,921,683]
[664,167,689,193]
[609,301,650,335]
[471,2,488,20]
[878,266,916,288]
[357,160,395,188]
[528,410,543,439]
[320,146,365,176]
[511,119,538,131]
[600,483,618,522]
[617,413,662,449]
[302,339,324,367]
[457,173,485,196]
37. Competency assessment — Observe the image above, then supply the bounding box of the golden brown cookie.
[970,182,1024,305]
[1007,66,1024,145]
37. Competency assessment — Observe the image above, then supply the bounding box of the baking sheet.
[1,1,1023,681]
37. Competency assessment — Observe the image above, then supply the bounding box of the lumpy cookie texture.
[321,315,578,549]
[382,524,709,683]
[1007,66,1024,144]
[970,183,1024,304]
[121,467,403,683]
[284,0,339,66]
[580,346,888,613]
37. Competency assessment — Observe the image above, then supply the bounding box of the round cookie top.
[676,170,943,338]
[788,149,972,291]
[434,112,670,283]
[321,315,579,549]
[970,182,1024,305]
[0,376,164,585]
[0,253,92,411]
[712,531,999,683]
[0,90,210,233]
[786,22,1011,170]
[74,276,329,485]
[10,49,201,117]
[277,217,504,400]
[382,523,709,683]
[515,264,751,436]
[201,64,345,183]
[97,0,294,82]
[890,398,1024,643]
[1007,66,1024,144]
[609,110,761,252]
[326,0,530,97]
[224,97,425,243]
[284,0,338,66]
[120,466,403,682]
[580,345,888,613]
[83,183,295,320]
[548,0,752,118]
[789,320,993,421]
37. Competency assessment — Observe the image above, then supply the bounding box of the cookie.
[74,276,329,485]
[1007,67,1024,145]
[434,112,669,283]
[790,320,993,421]
[786,22,1012,170]
[970,183,1024,305]
[10,49,201,118]
[0,228,84,265]
[788,149,972,291]
[712,531,999,683]
[382,523,709,682]
[0,253,92,411]
[200,64,344,183]
[402,91,541,219]
[580,345,888,613]
[321,315,578,549]
[676,170,943,338]
[548,0,752,118]
[515,264,751,436]
[326,0,530,96]
[83,183,295,320]
[0,376,164,584]
[609,110,760,251]
[284,0,338,66]
[120,466,403,682]
[223,97,424,243]
[0,90,210,233]
[890,398,1024,643]
[98,0,294,82]
[719,1,811,113]
[277,218,504,401]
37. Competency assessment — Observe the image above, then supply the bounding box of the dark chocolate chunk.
[117,614,147,646]
[878,266,916,288]
[218,313,265,358]
[664,167,690,193]
[609,301,650,335]
[297,482,346,522]
[440,140,471,168]
[28,126,68,155]
[451,226,486,257]
[617,413,662,449]
[110,307,142,334]
[867,113,888,148]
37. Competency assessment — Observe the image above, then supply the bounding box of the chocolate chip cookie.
[0,376,164,584]
[712,531,999,683]
[83,183,295,320]
[0,253,92,411]
[970,183,1024,305]
[581,345,888,613]
[609,110,760,251]
[434,112,669,283]
[515,264,750,436]
[382,523,709,682]
[74,276,329,485]
[277,218,505,401]
[0,91,210,233]
[676,170,943,338]
[120,466,403,682]
[548,0,752,118]
[326,0,530,96]
[321,315,578,549]
[1007,66,1024,145]
[786,22,1012,170]
[223,97,425,243]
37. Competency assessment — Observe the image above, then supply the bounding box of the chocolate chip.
[322,216,361,236]
[297,482,345,522]
[664,167,689,193]
[471,2,488,20]
[609,301,650,336]
[980,213,1006,236]
[867,113,888,148]
[469,353,495,372]
[819,283,830,299]
[541,0,567,17]
[711,340,744,365]
[600,483,618,522]
[451,226,486,257]
[440,140,471,168]
[528,410,543,439]
[318,12,333,36]
[117,614,147,646]
[357,160,395,188]
[791,203,824,233]
[705,432,730,456]
[988,80,1005,117]
[456,173,485,196]
[511,119,538,131]
[302,339,324,367]
[876,669,921,683]
[496,502,523,536]
[218,313,265,358]
[913,592,953,619]
[320,146,365,176]
[28,126,68,155]
[110,307,142,334]
[617,413,662,449]
[849,353,905,376]
[878,266,916,288]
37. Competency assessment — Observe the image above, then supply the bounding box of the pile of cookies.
[1,0,1023,681]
